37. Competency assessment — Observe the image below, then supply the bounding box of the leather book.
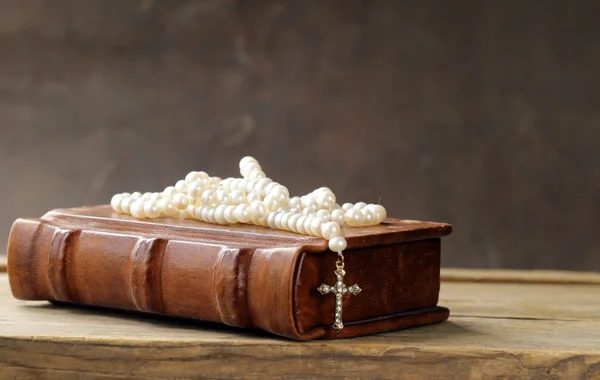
[7,205,452,340]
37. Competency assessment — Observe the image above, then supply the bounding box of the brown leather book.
[7,205,452,340]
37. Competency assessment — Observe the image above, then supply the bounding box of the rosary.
[110,156,386,332]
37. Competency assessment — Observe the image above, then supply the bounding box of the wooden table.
[1,257,599,379]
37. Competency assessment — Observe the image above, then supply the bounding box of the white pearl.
[288,196,301,209]
[131,192,142,200]
[181,204,196,219]
[120,197,133,214]
[239,156,258,170]
[362,208,375,225]
[267,212,277,228]
[296,216,307,234]
[303,216,314,236]
[254,178,272,194]
[130,199,145,218]
[229,190,246,205]
[194,206,205,220]
[288,214,301,232]
[187,182,204,199]
[141,192,152,200]
[280,212,293,231]
[234,204,251,223]
[289,207,301,214]
[271,185,289,203]
[345,208,363,227]
[224,205,238,224]
[274,212,284,229]
[354,202,367,210]
[310,217,325,237]
[185,171,200,184]
[250,170,266,180]
[111,194,123,212]
[163,186,177,198]
[175,180,188,194]
[214,205,228,224]
[197,171,209,180]
[221,178,234,191]
[245,180,258,193]
[330,209,345,225]
[149,193,162,202]
[328,236,347,252]
[158,198,178,217]
[215,190,229,205]
[249,200,267,219]
[201,190,216,206]
[321,222,342,240]
[206,207,217,224]
[265,182,279,194]
[316,209,330,219]
[247,192,261,203]
[172,193,189,210]
[241,162,261,177]
[342,203,353,212]
[144,201,161,218]
[303,205,318,216]
[317,192,336,209]
[369,205,387,223]
[301,195,318,209]
[263,194,280,211]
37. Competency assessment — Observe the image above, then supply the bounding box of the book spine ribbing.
[7,218,306,338]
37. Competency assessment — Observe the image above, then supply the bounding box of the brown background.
[1,1,599,270]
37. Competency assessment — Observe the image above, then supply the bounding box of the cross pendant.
[317,266,361,332]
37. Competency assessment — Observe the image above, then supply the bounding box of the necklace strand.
[110,156,386,254]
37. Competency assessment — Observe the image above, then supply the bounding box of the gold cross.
[317,264,361,332]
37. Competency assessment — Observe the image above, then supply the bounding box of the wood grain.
[2,271,600,379]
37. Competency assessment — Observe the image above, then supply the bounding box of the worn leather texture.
[7,205,452,340]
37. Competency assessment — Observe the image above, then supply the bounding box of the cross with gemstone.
[317,267,361,332]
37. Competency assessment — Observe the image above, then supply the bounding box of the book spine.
[7,218,306,339]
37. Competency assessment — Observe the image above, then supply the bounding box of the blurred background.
[1,1,598,270]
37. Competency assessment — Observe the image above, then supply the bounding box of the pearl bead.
[141,192,152,200]
[241,162,261,177]
[181,204,196,219]
[267,212,277,229]
[175,180,188,194]
[172,193,189,210]
[263,194,280,211]
[120,197,132,214]
[149,193,162,201]
[345,208,362,227]
[274,212,284,229]
[317,192,336,209]
[187,182,204,199]
[130,199,145,218]
[271,185,289,203]
[288,196,301,209]
[206,207,217,224]
[111,194,123,212]
[215,190,229,205]
[185,171,200,184]
[163,186,177,198]
[310,217,325,237]
[245,180,257,193]
[131,192,142,200]
[229,190,246,205]
[342,203,353,212]
[265,182,279,194]
[303,216,314,236]
[249,200,267,219]
[369,205,387,223]
[249,170,265,180]
[247,193,261,203]
[330,209,345,225]
[354,202,367,210]
[239,156,258,169]
[254,178,272,194]
[288,214,301,233]
[280,212,293,231]
[316,209,330,219]
[234,204,251,223]
[158,199,178,217]
[362,208,375,225]
[301,195,318,209]
[215,205,228,224]
[200,207,211,222]
[224,205,238,224]
[328,236,347,253]
[321,222,342,240]
[143,201,161,219]
[296,216,308,234]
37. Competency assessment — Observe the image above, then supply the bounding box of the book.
[7,205,452,340]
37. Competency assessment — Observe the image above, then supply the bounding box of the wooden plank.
[442,267,600,284]
[1,273,600,379]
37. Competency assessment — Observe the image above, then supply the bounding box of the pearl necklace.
[110,156,386,332]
